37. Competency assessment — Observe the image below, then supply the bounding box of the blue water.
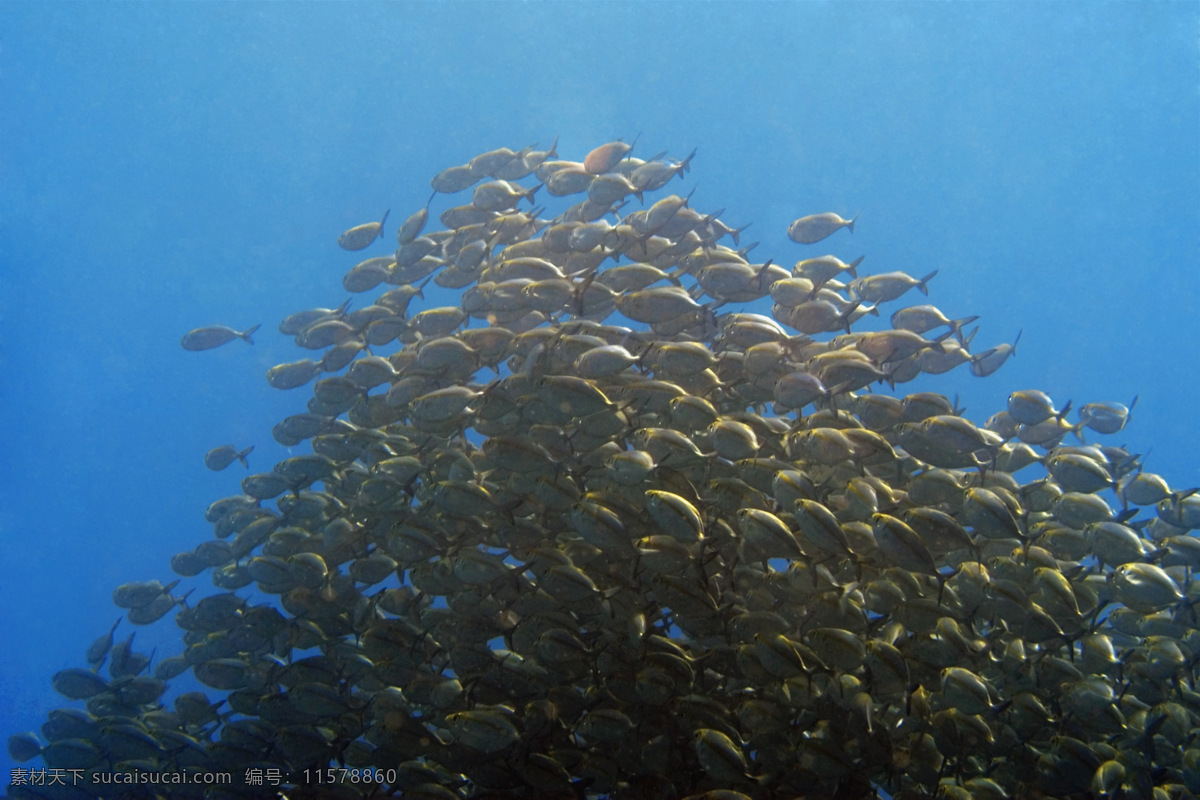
[1,0,1197,790]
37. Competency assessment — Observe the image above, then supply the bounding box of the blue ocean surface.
[1,1,1197,794]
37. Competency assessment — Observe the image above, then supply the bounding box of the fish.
[396,193,435,245]
[494,138,559,180]
[180,323,261,350]
[266,358,323,390]
[111,580,178,609]
[970,329,1022,377]
[278,299,352,335]
[1079,395,1138,434]
[1008,389,1068,425]
[545,164,595,196]
[472,179,541,212]
[203,444,254,471]
[794,254,865,286]
[6,732,42,762]
[431,162,481,193]
[787,211,857,244]
[587,172,642,206]
[615,285,706,323]
[468,145,531,177]
[84,618,121,670]
[890,304,978,341]
[630,148,696,191]
[337,208,390,250]
[849,270,938,304]
[584,138,636,174]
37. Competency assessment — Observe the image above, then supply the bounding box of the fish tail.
[835,300,862,334]
[949,316,980,344]
[241,323,262,344]
[846,255,865,279]
[931,329,955,351]
[237,445,255,469]
[731,220,753,247]
[917,270,939,296]
[1071,423,1088,445]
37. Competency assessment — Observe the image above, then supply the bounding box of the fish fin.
[730,220,752,247]
[236,445,255,469]
[574,271,598,316]
[846,255,865,279]
[826,380,855,400]
[931,329,955,351]
[755,259,774,291]
[1114,507,1139,524]
[241,324,262,344]
[950,315,980,346]
[835,301,862,334]
[917,270,939,296]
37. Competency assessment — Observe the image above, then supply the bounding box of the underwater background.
[1,0,1197,792]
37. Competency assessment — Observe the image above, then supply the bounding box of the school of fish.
[8,139,1200,800]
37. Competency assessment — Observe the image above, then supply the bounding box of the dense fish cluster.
[10,140,1200,800]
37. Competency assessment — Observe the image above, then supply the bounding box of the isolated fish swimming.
[179,323,260,350]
